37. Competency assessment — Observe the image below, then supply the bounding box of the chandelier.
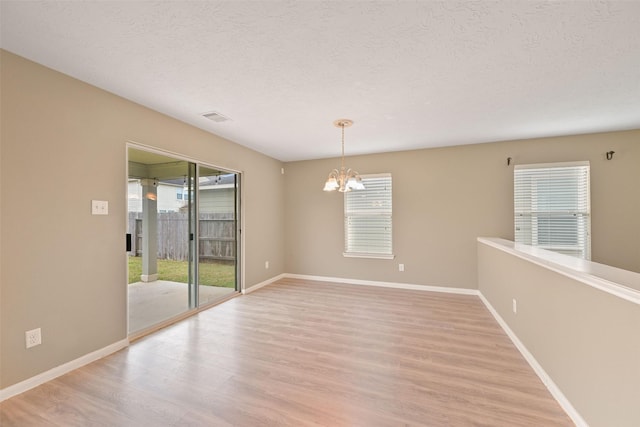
[323,119,364,192]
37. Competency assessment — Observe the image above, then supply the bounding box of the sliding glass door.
[127,147,240,335]
[196,166,239,305]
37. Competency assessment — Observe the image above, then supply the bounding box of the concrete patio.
[128,280,237,333]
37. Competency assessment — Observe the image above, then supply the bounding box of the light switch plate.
[91,200,109,215]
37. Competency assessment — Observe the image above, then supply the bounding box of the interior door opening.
[127,147,240,335]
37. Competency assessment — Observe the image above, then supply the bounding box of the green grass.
[128,256,235,288]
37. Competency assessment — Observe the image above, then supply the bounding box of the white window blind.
[514,162,591,259]
[344,174,393,258]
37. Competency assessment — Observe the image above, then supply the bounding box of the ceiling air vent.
[202,111,231,123]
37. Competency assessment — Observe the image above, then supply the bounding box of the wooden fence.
[128,212,236,262]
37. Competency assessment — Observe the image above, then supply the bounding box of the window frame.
[343,173,394,259]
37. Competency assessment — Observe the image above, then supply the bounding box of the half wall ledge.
[477,237,640,427]
[478,237,640,304]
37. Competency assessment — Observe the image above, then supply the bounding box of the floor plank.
[0,278,573,426]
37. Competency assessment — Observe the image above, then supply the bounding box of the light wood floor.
[1,278,573,426]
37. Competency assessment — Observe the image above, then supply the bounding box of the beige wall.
[0,59,3,387]
[0,50,285,388]
[284,130,640,287]
[2,47,639,397]
[478,240,640,427]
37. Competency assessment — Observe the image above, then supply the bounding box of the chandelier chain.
[341,123,345,169]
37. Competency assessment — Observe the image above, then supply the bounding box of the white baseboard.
[477,292,587,427]
[242,273,287,295]
[284,273,479,295]
[0,338,129,402]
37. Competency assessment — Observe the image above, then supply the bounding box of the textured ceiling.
[1,1,639,161]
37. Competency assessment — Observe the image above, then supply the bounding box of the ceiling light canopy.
[323,119,364,193]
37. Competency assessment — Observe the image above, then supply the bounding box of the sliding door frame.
[125,141,244,338]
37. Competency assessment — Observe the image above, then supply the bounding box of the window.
[344,173,393,258]
[514,162,591,259]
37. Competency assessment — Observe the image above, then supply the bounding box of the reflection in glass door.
[127,147,240,335]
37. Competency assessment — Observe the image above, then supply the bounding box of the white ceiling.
[1,1,639,162]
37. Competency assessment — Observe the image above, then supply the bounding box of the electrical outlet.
[265,261,269,269]
[398,263,405,272]
[512,298,517,314]
[26,328,42,349]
